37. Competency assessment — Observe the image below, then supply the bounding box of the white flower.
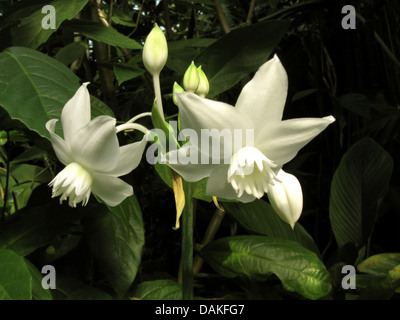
[166,55,335,226]
[46,83,146,207]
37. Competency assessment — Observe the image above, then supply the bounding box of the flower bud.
[183,61,200,92]
[143,23,168,76]
[195,66,209,98]
[172,81,185,106]
[267,169,303,229]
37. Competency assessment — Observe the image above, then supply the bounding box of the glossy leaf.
[223,200,320,254]
[0,47,114,140]
[62,19,142,49]
[83,195,145,296]
[10,0,89,49]
[200,235,331,300]
[131,280,182,300]
[0,249,32,300]
[329,138,393,247]
[195,20,291,97]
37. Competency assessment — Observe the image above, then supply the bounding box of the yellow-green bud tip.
[195,66,209,98]
[183,61,200,92]
[172,82,185,106]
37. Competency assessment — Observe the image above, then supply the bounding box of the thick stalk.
[181,181,194,300]
[153,73,165,120]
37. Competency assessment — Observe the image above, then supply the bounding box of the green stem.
[181,180,194,300]
[153,73,164,121]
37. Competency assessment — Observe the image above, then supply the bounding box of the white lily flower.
[166,55,335,225]
[46,83,147,207]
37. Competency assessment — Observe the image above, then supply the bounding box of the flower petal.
[267,169,303,229]
[45,119,72,165]
[257,116,335,165]
[206,165,256,203]
[70,115,120,172]
[236,55,288,125]
[176,92,252,133]
[92,174,133,207]
[105,136,147,177]
[61,82,91,145]
[164,144,219,182]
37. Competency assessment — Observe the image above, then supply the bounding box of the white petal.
[267,169,303,229]
[164,144,218,182]
[176,92,252,133]
[206,165,256,203]
[257,116,335,165]
[106,136,147,177]
[70,116,120,172]
[92,174,133,206]
[61,83,91,145]
[45,119,72,165]
[236,55,288,125]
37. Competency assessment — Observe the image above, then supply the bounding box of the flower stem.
[126,112,152,124]
[153,73,165,121]
[115,123,150,135]
[181,180,194,300]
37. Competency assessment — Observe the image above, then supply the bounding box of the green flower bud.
[143,23,168,76]
[183,61,200,92]
[172,81,185,106]
[195,66,209,98]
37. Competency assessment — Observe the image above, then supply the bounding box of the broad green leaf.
[113,63,145,86]
[0,201,85,256]
[83,195,144,297]
[195,20,291,97]
[329,138,393,247]
[166,38,216,74]
[111,7,136,27]
[200,235,331,300]
[10,0,89,49]
[131,280,182,300]
[223,200,320,254]
[25,259,53,300]
[0,249,32,300]
[0,47,114,140]
[54,42,88,65]
[358,253,400,277]
[62,19,142,49]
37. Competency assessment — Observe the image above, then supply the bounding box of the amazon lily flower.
[46,83,147,207]
[166,55,335,227]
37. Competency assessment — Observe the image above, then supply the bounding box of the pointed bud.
[183,61,200,92]
[267,169,303,229]
[195,66,209,98]
[172,81,185,106]
[143,23,168,76]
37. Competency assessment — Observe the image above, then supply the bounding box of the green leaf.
[83,195,145,297]
[358,253,400,277]
[131,280,183,300]
[329,138,393,247]
[10,0,89,49]
[63,19,142,49]
[54,41,88,65]
[113,63,145,86]
[195,20,291,97]
[0,201,85,256]
[223,200,320,254]
[25,259,53,300]
[0,249,32,300]
[0,47,114,140]
[200,235,331,300]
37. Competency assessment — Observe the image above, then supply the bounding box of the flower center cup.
[227,147,280,199]
[49,162,93,207]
